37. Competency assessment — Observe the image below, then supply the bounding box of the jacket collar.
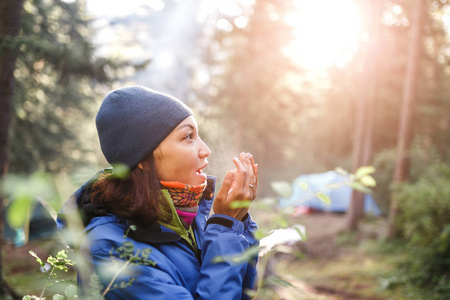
[126,219,181,244]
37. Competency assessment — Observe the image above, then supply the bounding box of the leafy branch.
[102,227,156,296]
[26,250,76,300]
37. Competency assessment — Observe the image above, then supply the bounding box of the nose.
[199,138,211,158]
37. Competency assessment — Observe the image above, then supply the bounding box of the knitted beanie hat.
[96,86,193,169]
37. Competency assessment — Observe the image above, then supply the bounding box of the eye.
[184,133,194,140]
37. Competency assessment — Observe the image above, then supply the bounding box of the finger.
[245,153,254,174]
[215,171,235,202]
[241,153,254,192]
[252,164,258,198]
[230,168,238,190]
[244,153,255,198]
[242,153,252,178]
[253,164,259,188]
[249,155,258,179]
[232,155,247,192]
[249,154,258,190]
[249,153,259,199]
[240,153,256,201]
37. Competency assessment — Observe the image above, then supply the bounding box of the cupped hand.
[213,152,258,221]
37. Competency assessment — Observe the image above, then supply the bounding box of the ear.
[138,161,152,170]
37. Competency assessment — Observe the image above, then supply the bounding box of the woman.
[57,86,259,299]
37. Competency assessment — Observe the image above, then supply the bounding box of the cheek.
[155,151,186,179]
[171,152,197,180]
[154,145,198,182]
[173,155,193,173]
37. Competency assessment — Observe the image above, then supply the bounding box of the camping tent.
[278,171,382,216]
[3,200,58,246]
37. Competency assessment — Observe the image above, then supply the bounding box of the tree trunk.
[346,0,383,231]
[388,0,426,237]
[0,0,25,298]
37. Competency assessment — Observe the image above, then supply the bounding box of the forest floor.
[254,211,407,300]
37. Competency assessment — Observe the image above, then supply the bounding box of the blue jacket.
[57,174,259,299]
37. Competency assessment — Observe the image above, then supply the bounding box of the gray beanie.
[96,86,193,169]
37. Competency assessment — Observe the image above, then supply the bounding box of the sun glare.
[284,0,361,70]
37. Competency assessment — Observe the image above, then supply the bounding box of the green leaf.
[347,182,372,194]
[335,167,349,176]
[29,250,45,268]
[254,230,266,240]
[359,175,376,187]
[6,196,33,229]
[244,288,257,298]
[87,273,104,296]
[65,284,77,298]
[267,275,295,288]
[281,206,295,215]
[315,192,331,205]
[298,181,308,190]
[229,200,252,209]
[293,225,307,241]
[275,217,288,228]
[213,245,259,264]
[355,166,376,178]
[53,294,65,300]
[2,173,53,202]
[56,250,68,259]
[252,197,277,212]
[2,172,55,230]
[22,296,32,300]
[110,164,130,179]
[270,181,292,199]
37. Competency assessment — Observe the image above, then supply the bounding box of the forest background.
[1,0,450,299]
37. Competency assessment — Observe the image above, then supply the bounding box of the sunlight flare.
[284,0,361,69]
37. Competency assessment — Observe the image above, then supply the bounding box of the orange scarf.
[160,181,207,207]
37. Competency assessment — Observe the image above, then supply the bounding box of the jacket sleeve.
[196,213,259,299]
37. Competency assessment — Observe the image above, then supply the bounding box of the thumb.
[215,171,235,201]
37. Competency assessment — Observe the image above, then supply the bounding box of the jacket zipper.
[178,217,200,260]
[187,230,201,262]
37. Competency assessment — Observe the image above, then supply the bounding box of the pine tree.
[0,0,26,297]
[0,0,125,296]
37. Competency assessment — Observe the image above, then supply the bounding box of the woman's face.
[153,116,211,186]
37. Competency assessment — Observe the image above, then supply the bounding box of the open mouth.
[196,164,208,177]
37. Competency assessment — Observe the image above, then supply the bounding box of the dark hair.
[90,153,172,226]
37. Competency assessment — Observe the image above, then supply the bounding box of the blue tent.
[279,171,381,216]
[3,200,58,246]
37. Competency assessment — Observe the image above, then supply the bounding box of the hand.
[213,152,258,221]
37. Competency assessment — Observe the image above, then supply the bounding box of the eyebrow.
[176,124,195,131]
